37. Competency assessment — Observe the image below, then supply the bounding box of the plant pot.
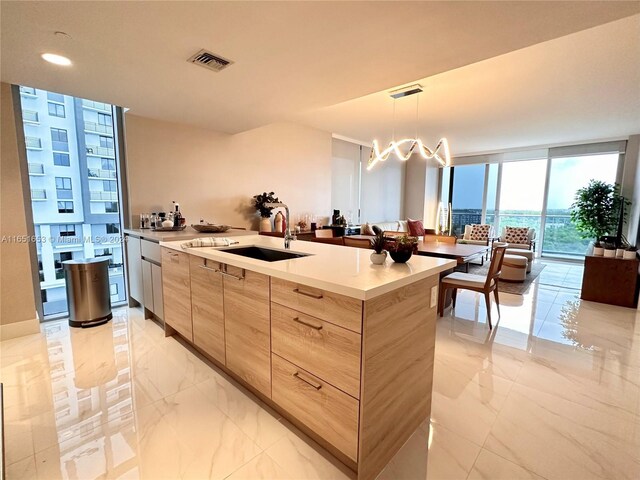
[259,217,272,233]
[616,248,625,258]
[593,247,604,256]
[370,251,387,265]
[623,250,637,260]
[390,250,413,263]
[603,249,616,258]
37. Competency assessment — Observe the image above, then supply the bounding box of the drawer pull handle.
[293,317,323,330]
[198,264,220,272]
[221,269,245,281]
[294,288,323,299]
[293,371,322,390]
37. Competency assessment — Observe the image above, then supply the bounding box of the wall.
[0,82,40,339]
[359,145,405,223]
[125,116,332,229]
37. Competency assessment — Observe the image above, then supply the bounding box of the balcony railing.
[20,86,37,97]
[29,163,45,175]
[25,136,42,149]
[82,100,110,111]
[84,121,113,135]
[88,168,117,179]
[90,191,118,201]
[86,146,115,158]
[31,189,47,200]
[22,110,39,123]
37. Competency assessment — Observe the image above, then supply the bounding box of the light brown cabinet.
[190,256,225,365]
[271,302,361,399]
[161,248,193,341]
[223,265,271,398]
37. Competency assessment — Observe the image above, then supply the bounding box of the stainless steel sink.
[219,246,310,262]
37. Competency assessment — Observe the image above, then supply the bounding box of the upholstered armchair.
[497,226,536,251]
[458,224,495,246]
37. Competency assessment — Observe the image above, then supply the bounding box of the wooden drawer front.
[190,256,225,365]
[272,354,359,461]
[271,277,362,333]
[271,303,361,399]
[224,267,272,398]
[161,248,193,341]
[141,239,161,264]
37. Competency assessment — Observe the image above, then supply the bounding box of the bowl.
[191,224,231,233]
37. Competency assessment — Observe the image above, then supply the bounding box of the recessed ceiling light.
[41,53,72,66]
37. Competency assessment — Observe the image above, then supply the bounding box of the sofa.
[361,220,408,235]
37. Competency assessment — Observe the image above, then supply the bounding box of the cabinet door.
[151,264,163,320]
[190,256,225,364]
[224,265,271,398]
[126,235,143,303]
[161,248,193,341]
[141,259,153,312]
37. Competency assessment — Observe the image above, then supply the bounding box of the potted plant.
[570,180,630,249]
[592,241,604,256]
[370,231,387,265]
[603,244,616,258]
[385,235,418,263]
[252,191,279,232]
[623,245,637,260]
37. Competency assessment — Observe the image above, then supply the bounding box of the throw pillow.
[361,222,374,236]
[407,218,425,236]
[470,224,490,241]
[505,226,529,244]
[398,220,408,233]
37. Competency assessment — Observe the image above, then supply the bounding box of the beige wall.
[125,115,332,229]
[0,82,39,339]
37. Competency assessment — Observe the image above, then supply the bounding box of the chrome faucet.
[265,202,296,249]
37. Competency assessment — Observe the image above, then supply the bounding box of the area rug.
[466,261,546,295]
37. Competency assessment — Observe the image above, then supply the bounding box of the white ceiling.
[2,1,639,149]
[297,14,640,155]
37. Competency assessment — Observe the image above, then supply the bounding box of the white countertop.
[160,235,456,300]
[124,228,256,242]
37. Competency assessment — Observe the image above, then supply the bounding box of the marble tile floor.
[2,263,639,480]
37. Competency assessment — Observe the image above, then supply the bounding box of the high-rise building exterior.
[19,86,125,316]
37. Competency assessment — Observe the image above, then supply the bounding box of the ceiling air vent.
[187,49,233,72]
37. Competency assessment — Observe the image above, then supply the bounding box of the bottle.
[173,201,181,228]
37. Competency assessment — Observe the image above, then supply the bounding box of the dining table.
[415,242,490,272]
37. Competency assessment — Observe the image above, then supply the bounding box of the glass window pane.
[485,164,499,229]
[498,159,547,237]
[542,154,619,257]
[451,164,485,236]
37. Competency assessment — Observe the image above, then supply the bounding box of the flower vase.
[260,217,272,233]
[370,251,387,265]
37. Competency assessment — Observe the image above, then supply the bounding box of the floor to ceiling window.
[19,86,125,319]
[441,145,623,259]
[542,154,619,257]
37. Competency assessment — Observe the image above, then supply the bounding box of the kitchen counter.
[124,227,255,242]
[160,234,455,300]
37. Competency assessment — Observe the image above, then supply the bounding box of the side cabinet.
[161,248,193,341]
[125,235,143,304]
[190,256,226,365]
[223,265,271,398]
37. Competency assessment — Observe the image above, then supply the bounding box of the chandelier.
[367,84,451,170]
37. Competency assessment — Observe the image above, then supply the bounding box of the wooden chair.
[312,237,344,246]
[424,234,457,244]
[314,229,334,238]
[343,237,372,249]
[438,246,506,329]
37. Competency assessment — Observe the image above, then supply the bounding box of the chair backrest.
[315,229,334,238]
[343,237,372,249]
[424,228,437,235]
[463,225,473,240]
[383,230,403,238]
[485,246,506,289]
[501,226,535,243]
[424,234,457,244]
[312,236,344,246]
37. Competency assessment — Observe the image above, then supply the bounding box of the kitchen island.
[159,235,455,480]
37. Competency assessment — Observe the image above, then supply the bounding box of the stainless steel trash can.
[63,258,113,328]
